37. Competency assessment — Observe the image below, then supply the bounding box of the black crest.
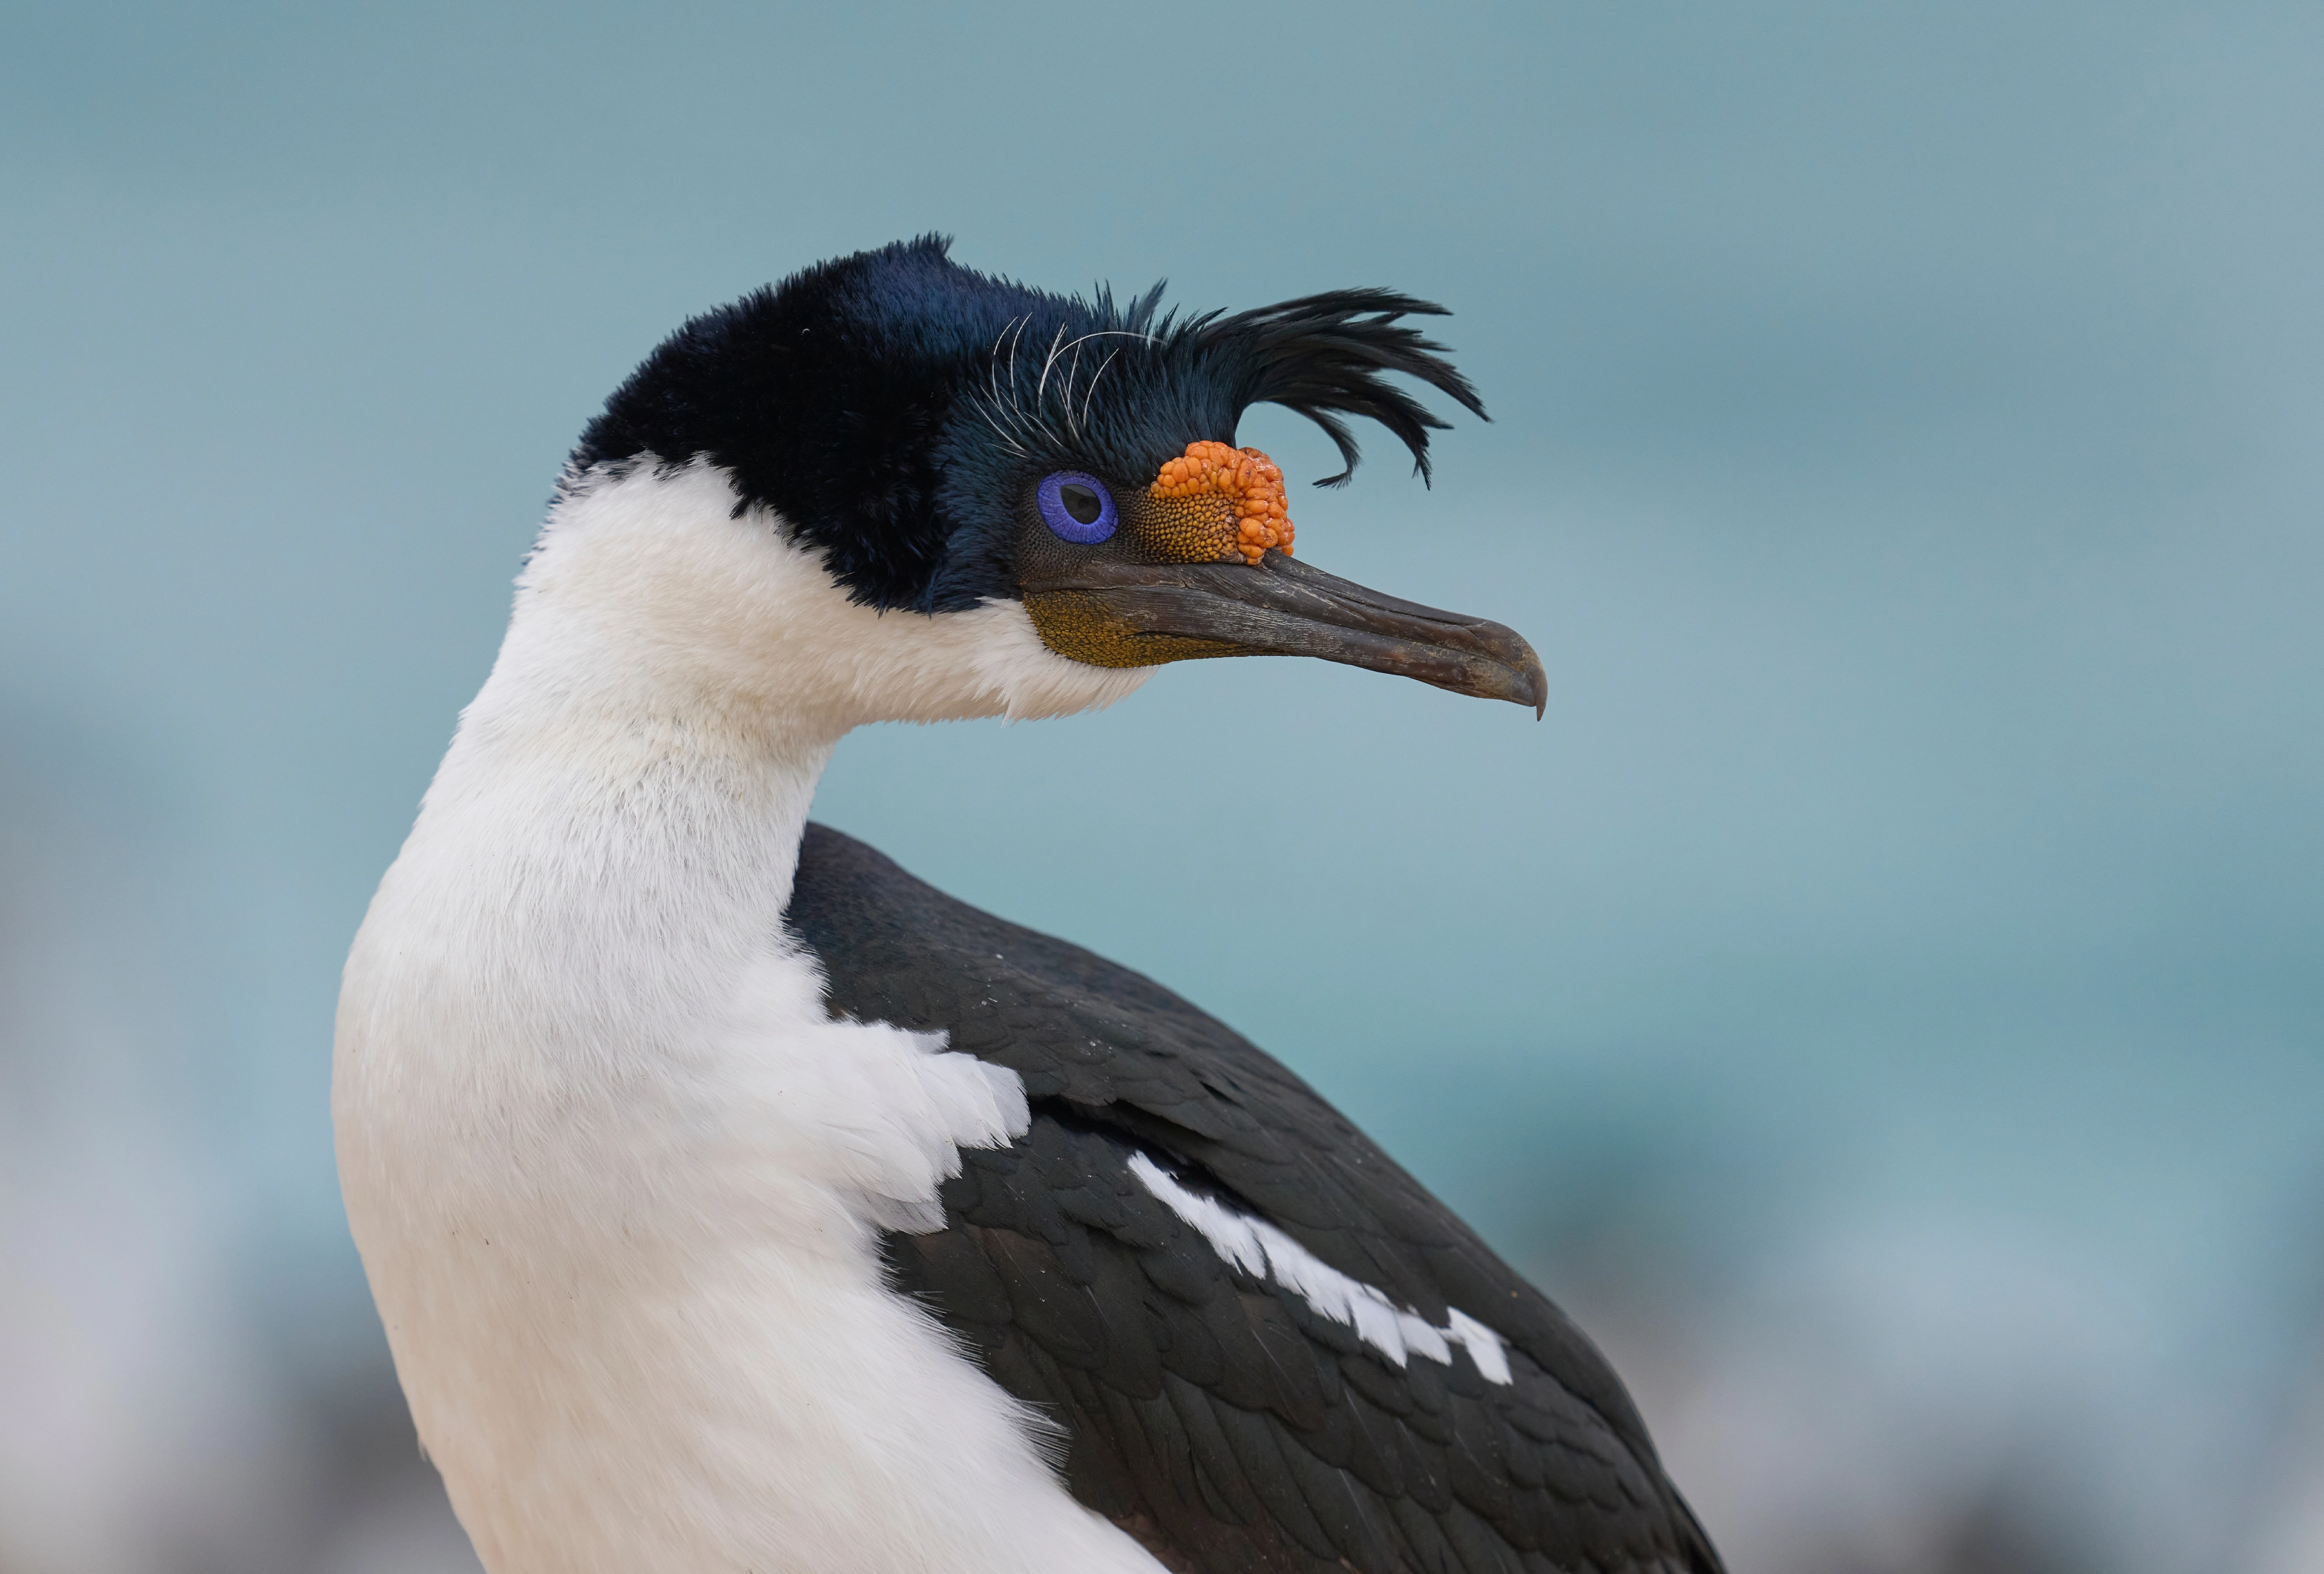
[570,237,1487,611]
[1166,290,1487,487]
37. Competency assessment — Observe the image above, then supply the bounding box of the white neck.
[333,461,1163,1574]
[408,458,1149,1030]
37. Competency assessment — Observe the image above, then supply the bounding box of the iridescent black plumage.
[572,236,1485,611]
[789,826,1721,1574]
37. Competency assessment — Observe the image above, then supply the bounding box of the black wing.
[786,825,1722,1574]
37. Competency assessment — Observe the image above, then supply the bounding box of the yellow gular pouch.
[1020,587,1246,670]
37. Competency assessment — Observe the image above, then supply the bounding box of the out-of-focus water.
[3,4,2319,1570]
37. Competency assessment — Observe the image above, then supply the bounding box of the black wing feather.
[785,825,1721,1574]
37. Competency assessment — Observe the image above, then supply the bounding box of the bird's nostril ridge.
[1147,440,1293,564]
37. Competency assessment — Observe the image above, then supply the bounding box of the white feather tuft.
[1128,1153,1513,1386]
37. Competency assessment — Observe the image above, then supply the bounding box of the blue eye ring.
[1036,470,1118,544]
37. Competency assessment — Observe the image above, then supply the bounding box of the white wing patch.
[1127,1153,1513,1386]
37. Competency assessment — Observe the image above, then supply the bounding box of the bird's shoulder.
[783,823,1719,1574]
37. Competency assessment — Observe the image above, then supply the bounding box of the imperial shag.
[335,236,1722,1574]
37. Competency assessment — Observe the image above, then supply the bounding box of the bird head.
[556,235,1543,728]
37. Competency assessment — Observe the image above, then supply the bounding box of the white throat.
[333,462,1161,1574]
[503,455,1149,736]
[398,456,1152,1062]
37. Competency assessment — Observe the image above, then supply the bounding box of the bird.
[333,234,1722,1574]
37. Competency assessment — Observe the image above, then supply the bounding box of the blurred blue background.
[4,3,2320,1570]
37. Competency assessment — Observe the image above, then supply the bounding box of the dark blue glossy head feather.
[571,235,1485,611]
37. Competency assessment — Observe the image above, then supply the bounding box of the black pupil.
[1059,482,1103,525]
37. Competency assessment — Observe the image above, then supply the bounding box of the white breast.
[333,464,1161,1573]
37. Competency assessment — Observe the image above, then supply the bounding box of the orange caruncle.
[1149,440,1295,565]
